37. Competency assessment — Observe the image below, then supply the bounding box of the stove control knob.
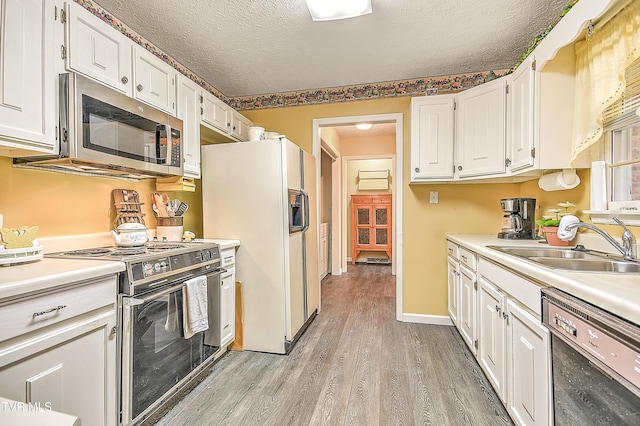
[143,263,154,276]
[154,262,161,272]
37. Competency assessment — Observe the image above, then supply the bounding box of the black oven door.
[120,270,222,424]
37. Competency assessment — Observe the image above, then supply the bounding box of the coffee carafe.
[497,198,536,239]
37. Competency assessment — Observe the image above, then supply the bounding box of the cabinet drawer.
[351,195,373,205]
[478,258,541,317]
[0,276,116,343]
[458,247,477,270]
[447,241,459,259]
[370,195,391,204]
[220,247,236,268]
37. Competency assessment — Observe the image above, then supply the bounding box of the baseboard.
[401,313,453,326]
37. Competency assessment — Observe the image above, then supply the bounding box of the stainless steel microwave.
[14,73,183,178]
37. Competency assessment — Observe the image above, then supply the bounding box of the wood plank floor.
[153,264,512,426]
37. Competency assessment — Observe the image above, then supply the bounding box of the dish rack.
[0,244,43,266]
[112,189,146,227]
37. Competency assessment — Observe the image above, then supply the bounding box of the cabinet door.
[456,77,507,178]
[506,300,551,426]
[66,1,132,95]
[133,46,176,114]
[447,257,459,326]
[354,205,372,248]
[410,95,455,181]
[0,0,56,152]
[0,311,116,426]
[201,92,231,134]
[177,75,201,178]
[459,264,477,355]
[220,268,236,347]
[508,56,536,172]
[478,277,507,403]
[231,111,252,141]
[372,204,390,248]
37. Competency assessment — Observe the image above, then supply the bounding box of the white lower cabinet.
[446,256,459,326]
[458,263,477,354]
[447,239,551,426]
[220,267,236,348]
[0,276,117,425]
[506,299,550,426]
[478,277,506,402]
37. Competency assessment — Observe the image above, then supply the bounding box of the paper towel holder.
[538,169,580,191]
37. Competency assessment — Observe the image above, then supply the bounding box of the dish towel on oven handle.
[182,275,209,339]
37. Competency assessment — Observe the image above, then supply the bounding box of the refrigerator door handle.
[302,190,310,232]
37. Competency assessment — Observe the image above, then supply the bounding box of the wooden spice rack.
[112,189,146,227]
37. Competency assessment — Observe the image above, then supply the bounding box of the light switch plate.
[429,191,438,204]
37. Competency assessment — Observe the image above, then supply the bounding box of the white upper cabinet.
[456,77,507,178]
[231,111,252,141]
[176,74,201,178]
[0,0,57,155]
[65,1,132,95]
[200,91,253,142]
[410,95,455,181]
[507,55,536,172]
[201,91,231,133]
[133,46,176,114]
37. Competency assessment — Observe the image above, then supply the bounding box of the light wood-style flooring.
[153,264,512,425]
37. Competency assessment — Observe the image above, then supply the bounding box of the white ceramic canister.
[156,217,184,242]
[248,126,265,141]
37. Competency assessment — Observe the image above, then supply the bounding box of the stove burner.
[63,248,112,256]
[110,247,148,256]
[146,243,184,251]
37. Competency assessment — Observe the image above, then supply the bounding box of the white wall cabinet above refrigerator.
[200,90,253,143]
[0,0,59,157]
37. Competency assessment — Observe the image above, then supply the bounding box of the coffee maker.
[498,198,536,239]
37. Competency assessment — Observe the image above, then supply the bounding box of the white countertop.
[0,236,240,301]
[0,258,124,301]
[447,234,640,326]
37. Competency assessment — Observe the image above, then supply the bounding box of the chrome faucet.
[565,217,637,261]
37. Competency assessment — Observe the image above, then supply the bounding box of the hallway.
[154,265,511,425]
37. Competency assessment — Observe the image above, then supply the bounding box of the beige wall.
[0,157,203,238]
[0,93,631,318]
[340,134,396,157]
[243,98,628,318]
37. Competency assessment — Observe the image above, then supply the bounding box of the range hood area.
[11,156,166,180]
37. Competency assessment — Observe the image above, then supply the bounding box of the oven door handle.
[123,267,227,305]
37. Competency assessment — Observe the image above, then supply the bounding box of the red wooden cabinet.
[351,194,392,264]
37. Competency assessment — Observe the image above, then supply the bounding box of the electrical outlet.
[429,191,438,204]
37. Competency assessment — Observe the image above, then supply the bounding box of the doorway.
[312,113,403,321]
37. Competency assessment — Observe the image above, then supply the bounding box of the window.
[602,58,640,211]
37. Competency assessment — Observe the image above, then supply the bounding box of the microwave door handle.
[156,124,170,163]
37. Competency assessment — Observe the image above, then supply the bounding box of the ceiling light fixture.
[305,0,372,22]
[356,123,372,130]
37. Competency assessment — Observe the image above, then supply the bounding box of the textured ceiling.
[94,0,569,98]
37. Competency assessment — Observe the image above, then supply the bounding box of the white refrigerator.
[201,138,319,354]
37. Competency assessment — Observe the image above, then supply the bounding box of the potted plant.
[536,201,576,246]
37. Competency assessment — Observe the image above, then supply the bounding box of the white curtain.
[571,0,640,163]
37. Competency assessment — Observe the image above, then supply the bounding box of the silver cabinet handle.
[415,167,419,172]
[461,255,468,262]
[495,305,501,313]
[224,256,234,263]
[121,76,129,84]
[33,305,66,318]
[137,84,143,92]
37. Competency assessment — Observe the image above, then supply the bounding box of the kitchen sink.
[487,245,640,273]
[530,257,640,273]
